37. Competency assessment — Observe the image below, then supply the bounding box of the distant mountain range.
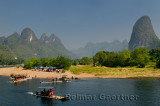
[0,28,75,59]
[0,15,160,60]
[74,15,160,58]
[72,40,128,58]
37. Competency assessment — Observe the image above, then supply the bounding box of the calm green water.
[0,76,160,106]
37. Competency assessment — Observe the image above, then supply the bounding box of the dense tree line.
[79,57,93,65]
[23,47,160,69]
[24,56,71,70]
[0,56,24,65]
[149,48,160,68]
[93,47,160,68]
[71,57,93,66]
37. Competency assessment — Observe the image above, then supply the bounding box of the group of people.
[36,89,53,97]
[33,68,61,73]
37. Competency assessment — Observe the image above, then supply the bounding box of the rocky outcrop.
[129,16,160,50]
[40,33,49,44]
[19,28,38,44]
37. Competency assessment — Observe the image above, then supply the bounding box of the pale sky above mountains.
[0,0,160,50]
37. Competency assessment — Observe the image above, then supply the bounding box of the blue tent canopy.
[49,67,56,70]
[45,66,49,68]
[57,65,63,69]
[34,66,38,69]
[39,66,43,69]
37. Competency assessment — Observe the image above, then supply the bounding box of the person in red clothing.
[49,89,53,96]
[51,90,53,95]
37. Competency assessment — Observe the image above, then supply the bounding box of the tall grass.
[69,65,160,77]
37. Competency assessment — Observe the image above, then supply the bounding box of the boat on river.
[40,80,63,83]
[40,80,71,83]
[59,74,70,81]
[10,73,32,83]
[40,75,71,83]
[34,87,69,101]
[34,93,68,100]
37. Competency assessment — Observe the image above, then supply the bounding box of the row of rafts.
[9,74,79,101]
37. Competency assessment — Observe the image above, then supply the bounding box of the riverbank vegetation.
[70,65,160,78]
[21,47,160,77]
[24,56,71,70]
[92,47,160,68]
[69,47,160,76]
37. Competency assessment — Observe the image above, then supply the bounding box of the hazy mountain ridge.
[0,16,160,60]
[0,45,16,59]
[72,40,128,58]
[0,28,75,59]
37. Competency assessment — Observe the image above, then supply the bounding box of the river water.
[0,76,160,106]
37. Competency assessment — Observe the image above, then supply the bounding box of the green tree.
[49,58,57,67]
[149,48,160,62]
[93,51,107,66]
[72,60,78,66]
[130,47,149,67]
[24,58,41,69]
[104,52,117,67]
[156,59,160,68]
[79,57,93,65]
[41,58,50,67]
[56,56,71,70]
[116,50,131,67]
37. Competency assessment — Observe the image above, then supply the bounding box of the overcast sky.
[0,0,160,50]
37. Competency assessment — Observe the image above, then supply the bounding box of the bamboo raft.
[34,94,69,101]
[40,81,63,83]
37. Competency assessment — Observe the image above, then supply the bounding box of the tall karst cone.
[19,28,38,44]
[129,16,160,50]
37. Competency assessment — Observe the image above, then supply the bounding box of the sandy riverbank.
[0,67,96,79]
[1,67,160,79]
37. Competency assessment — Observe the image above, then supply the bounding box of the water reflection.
[40,98,54,105]
[134,79,160,106]
[14,82,22,87]
[2,76,160,106]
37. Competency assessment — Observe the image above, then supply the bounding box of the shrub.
[137,62,146,68]
[79,57,93,65]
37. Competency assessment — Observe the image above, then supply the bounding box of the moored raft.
[34,87,69,101]
[10,73,32,83]
[34,94,69,100]
[40,80,69,83]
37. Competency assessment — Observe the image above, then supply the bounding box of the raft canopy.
[14,76,20,78]
[19,74,24,75]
